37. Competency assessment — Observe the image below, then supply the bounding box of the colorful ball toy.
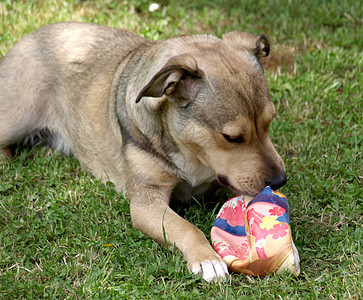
[211,186,300,277]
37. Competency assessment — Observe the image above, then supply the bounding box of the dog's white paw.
[191,259,229,282]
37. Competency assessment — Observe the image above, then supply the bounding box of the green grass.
[0,0,362,298]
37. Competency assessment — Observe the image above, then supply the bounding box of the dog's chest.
[169,152,215,187]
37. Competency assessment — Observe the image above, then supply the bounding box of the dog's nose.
[265,173,287,190]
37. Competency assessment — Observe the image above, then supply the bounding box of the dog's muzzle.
[265,173,287,190]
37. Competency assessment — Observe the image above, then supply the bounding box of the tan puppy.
[0,22,286,282]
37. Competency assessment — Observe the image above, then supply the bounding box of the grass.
[0,0,362,298]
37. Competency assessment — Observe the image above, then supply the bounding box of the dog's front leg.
[130,195,228,282]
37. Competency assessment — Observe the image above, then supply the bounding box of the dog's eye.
[223,134,244,143]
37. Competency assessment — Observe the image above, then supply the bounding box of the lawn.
[0,0,362,299]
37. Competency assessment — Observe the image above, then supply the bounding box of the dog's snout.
[265,173,287,191]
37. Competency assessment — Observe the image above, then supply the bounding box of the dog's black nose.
[265,173,288,190]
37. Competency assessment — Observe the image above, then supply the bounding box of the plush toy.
[211,186,300,277]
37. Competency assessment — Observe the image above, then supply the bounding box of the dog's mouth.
[217,175,242,194]
[217,171,287,196]
[217,175,231,188]
[217,174,264,196]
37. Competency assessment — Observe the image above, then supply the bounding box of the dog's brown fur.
[0,22,286,281]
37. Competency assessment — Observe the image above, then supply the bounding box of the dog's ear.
[135,54,201,103]
[222,31,270,58]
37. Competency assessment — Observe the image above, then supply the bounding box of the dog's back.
[0,22,145,155]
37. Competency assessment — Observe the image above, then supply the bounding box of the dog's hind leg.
[0,33,67,158]
[0,147,12,164]
[0,79,50,159]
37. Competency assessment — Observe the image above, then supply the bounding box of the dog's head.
[134,31,286,196]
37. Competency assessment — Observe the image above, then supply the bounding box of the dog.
[0,22,287,282]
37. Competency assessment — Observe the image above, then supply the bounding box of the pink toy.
[211,186,300,277]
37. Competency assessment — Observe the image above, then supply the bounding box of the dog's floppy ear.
[222,31,270,58]
[135,54,201,103]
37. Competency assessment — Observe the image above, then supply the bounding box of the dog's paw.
[191,259,229,282]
